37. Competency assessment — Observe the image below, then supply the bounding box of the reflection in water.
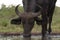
[23,37,31,40]
[42,36,52,40]
[0,35,60,40]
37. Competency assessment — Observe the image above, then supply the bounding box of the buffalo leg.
[42,15,47,37]
[41,8,48,37]
[48,4,55,34]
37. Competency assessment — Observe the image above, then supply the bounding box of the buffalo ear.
[34,17,42,25]
[11,17,21,25]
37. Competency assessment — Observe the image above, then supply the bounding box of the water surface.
[0,35,60,40]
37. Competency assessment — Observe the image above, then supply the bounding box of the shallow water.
[0,35,60,40]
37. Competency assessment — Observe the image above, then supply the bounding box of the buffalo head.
[11,4,42,37]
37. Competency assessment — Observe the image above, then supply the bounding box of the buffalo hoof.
[48,29,52,35]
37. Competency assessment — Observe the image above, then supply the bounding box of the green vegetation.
[0,4,60,33]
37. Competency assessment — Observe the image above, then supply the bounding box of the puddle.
[0,35,60,40]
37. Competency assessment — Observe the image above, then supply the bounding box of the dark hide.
[22,0,57,37]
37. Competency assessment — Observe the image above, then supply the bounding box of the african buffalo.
[11,0,57,37]
[22,0,57,37]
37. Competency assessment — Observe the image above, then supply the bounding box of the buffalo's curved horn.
[15,4,21,16]
[36,4,42,9]
[31,12,41,17]
[32,4,42,17]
